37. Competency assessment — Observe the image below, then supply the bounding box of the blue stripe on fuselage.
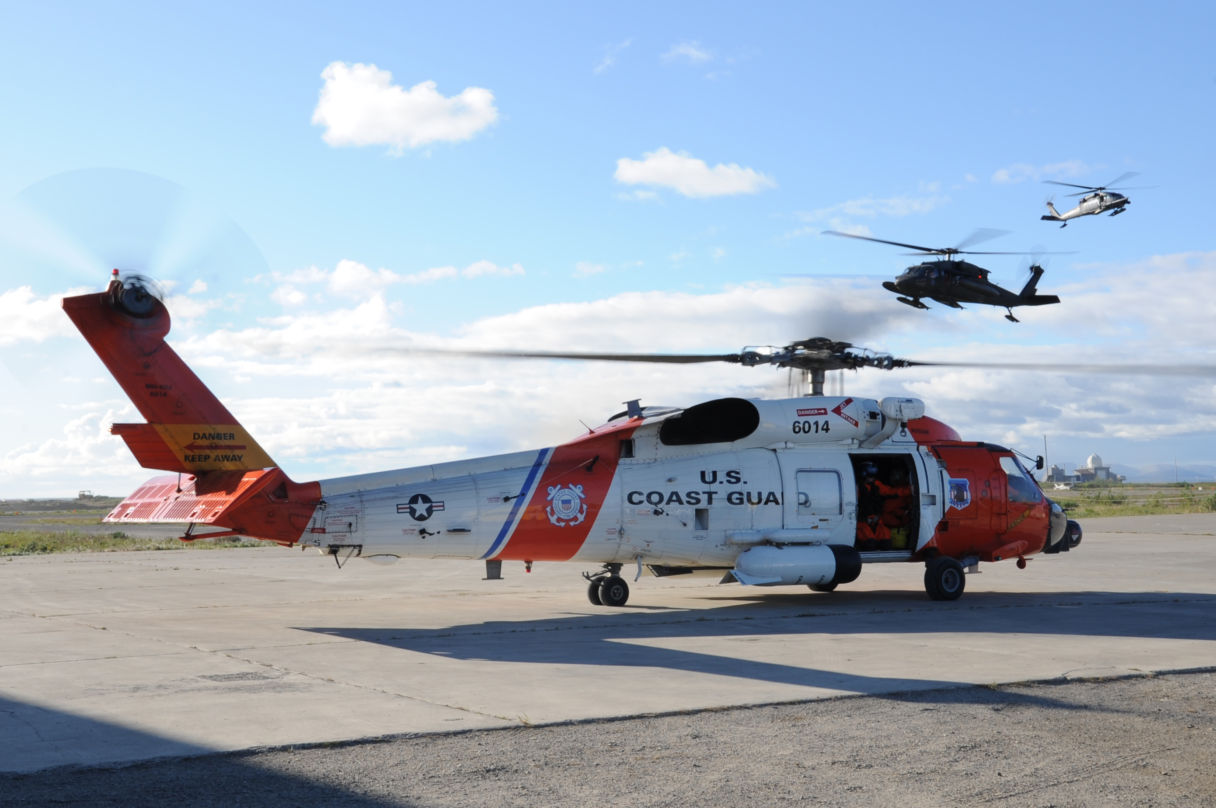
[481,447,551,559]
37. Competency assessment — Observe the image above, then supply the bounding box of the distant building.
[1043,454,1124,485]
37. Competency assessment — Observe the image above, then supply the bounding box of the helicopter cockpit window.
[999,456,1042,504]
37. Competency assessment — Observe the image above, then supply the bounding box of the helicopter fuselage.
[65,279,1078,605]
[886,260,1013,306]
[1076,191,1129,216]
[1044,191,1130,224]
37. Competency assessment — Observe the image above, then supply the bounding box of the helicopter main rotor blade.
[1045,171,1141,193]
[1102,171,1140,189]
[389,344,1216,379]
[1044,180,1101,191]
[953,228,1009,252]
[826,229,1022,257]
[897,250,1062,257]
[407,347,745,364]
[823,230,942,254]
[906,360,1216,377]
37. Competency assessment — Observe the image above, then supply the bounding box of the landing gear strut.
[584,564,629,607]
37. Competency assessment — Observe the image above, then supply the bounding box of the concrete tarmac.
[2,513,1214,774]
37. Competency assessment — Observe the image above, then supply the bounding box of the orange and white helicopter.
[64,271,1086,606]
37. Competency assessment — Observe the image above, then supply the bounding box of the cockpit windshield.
[999,456,1042,504]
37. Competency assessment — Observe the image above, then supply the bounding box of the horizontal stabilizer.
[111,423,274,473]
[106,468,321,544]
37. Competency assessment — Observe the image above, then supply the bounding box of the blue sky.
[2,1,1215,497]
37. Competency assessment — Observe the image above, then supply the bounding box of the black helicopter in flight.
[824,229,1065,323]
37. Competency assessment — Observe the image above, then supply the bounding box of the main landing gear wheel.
[924,556,966,601]
[808,581,838,593]
[584,563,629,607]
[598,575,630,607]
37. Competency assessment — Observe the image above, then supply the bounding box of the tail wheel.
[924,557,966,601]
[598,575,630,607]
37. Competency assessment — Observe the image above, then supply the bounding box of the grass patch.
[1051,482,1216,519]
[0,529,264,556]
[1,495,121,514]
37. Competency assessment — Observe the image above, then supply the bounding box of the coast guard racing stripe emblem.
[492,419,640,562]
[546,484,587,527]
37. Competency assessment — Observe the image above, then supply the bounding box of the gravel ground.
[5,669,1214,807]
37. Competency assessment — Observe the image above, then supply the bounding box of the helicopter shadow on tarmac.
[0,697,405,805]
[296,588,1216,710]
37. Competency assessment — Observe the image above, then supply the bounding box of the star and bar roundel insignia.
[397,493,445,521]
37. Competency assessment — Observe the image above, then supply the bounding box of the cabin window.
[796,470,842,516]
[619,439,635,459]
[694,507,709,531]
[999,456,1042,504]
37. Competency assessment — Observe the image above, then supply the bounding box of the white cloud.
[0,286,79,346]
[312,62,498,153]
[798,193,948,223]
[262,259,524,302]
[461,259,524,278]
[0,405,147,497]
[663,41,712,63]
[991,160,1092,184]
[329,258,403,295]
[574,261,605,278]
[272,285,308,307]
[789,192,947,238]
[615,147,776,198]
[594,38,632,74]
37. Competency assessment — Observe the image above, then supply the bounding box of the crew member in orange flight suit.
[858,462,895,519]
[856,512,892,551]
[881,467,913,548]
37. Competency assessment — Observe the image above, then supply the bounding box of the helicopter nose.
[1043,499,1069,551]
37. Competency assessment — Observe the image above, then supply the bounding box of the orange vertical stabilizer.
[63,275,275,473]
[66,275,321,544]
